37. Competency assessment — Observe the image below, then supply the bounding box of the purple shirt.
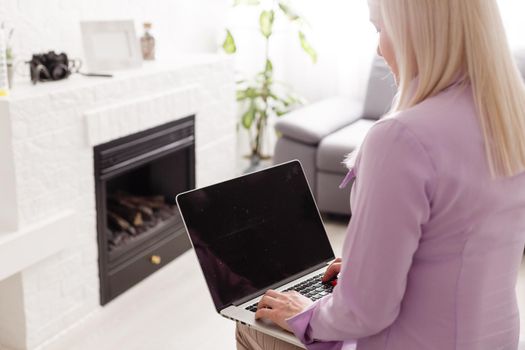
[287,83,525,349]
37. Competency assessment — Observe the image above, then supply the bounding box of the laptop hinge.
[232,260,332,307]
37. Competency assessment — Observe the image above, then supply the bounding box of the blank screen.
[177,161,334,311]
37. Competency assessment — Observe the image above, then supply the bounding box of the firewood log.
[109,195,154,221]
[107,202,143,227]
[107,211,137,236]
[123,195,167,210]
[135,204,154,221]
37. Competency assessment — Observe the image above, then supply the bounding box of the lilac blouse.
[287,83,525,349]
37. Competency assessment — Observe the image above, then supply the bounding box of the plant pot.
[243,121,275,172]
[251,117,276,159]
[244,153,273,174]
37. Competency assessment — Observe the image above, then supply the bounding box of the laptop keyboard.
[245,273,335,313]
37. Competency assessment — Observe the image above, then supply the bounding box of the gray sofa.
[274,53,525,216]
[273,56,396,215]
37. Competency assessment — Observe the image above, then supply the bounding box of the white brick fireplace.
[0,55,236,350]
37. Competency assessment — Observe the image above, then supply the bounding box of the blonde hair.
[379,0,525,178]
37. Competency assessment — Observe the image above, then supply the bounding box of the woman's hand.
[255,259,343,332]
[254,290,313,332]
[322,258,342,283]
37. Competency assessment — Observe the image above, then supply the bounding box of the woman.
[237,0,525,349]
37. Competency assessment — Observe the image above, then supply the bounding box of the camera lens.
[51,63,69,80]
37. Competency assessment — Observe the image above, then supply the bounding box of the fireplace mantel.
[0,54,236,350]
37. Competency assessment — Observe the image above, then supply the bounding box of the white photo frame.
[80,20,142,72]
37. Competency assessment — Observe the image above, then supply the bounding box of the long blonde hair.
[379,0,525,178]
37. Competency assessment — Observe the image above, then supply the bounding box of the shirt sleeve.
[287,118,436,347]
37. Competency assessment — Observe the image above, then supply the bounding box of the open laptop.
[176,160,336,347]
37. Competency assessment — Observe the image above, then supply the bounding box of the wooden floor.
[42,218,525,350]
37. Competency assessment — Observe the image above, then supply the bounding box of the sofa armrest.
[274,97,363,145]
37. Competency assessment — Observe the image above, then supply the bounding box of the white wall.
[0,0,229,69]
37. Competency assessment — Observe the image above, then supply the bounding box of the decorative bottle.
[0,30,9,96]
[140,22,156,61]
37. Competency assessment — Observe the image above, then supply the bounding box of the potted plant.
[222,0,317,167]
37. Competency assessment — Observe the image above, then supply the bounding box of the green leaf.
[275,109,288,117]
[246,87,258,98]
[255,71,267,82]
[284,94,297,106]
[241,102,256,129]
[271,103,288,116]
[278,2,299,21]
[234,0,260,6]
[236,89,247,101]
[260,10,275,38]
[269,92,279,101]
[271,92,292,107]
[237,87,260,101]
[222,29,237,54]
[265,59,273,75]
[286,92,306,105]
[298,31,317,63]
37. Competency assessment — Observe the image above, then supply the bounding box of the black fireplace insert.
[94,116,195,305]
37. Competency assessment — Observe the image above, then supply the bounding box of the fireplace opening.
[105,151,184,256]
[95,116,195,305]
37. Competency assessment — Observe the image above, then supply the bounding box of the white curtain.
[280,0,376,103]
[498,0,525,49]
[226,0,525,104]
[226,0,376,104]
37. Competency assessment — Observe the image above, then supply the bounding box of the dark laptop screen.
[177,161,335,312]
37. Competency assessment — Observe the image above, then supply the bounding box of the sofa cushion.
[317,172,352,215]
[274,97,363,145]
[317,119,375,173]
[362,55,397,120]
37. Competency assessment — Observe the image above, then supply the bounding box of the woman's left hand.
[254,289,314,332]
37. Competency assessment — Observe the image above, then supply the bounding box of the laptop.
[176,160,336,347]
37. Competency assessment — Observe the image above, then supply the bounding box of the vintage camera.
[28,51,79,84]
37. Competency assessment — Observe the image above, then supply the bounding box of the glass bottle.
[140,22,156,61]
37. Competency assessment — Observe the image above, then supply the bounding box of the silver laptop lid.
[176,160,335,312]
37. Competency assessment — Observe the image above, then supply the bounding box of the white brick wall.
[1,0,229,77]
[0,55,236,350]
[84,86,198,146]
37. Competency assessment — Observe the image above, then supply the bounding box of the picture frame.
[80,20,142,72]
